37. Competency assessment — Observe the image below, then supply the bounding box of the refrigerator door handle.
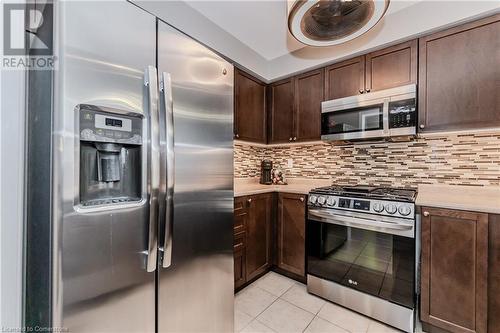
[159,72,174,268]
[144,65,160,272]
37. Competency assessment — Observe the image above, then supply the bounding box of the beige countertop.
[416,184,500,214]
[235,179,500,214]
[234,178,331,197]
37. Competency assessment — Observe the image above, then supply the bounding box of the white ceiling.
[184,0,419,61]
[136,0,500,81]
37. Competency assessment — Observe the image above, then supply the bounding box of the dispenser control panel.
[79,108,142,145]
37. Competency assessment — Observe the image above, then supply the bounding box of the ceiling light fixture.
[287,0,390,47]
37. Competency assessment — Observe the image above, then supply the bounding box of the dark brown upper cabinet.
[269,77,295,143]
[418,15,500,132]
[234,69,267,143]
[324,41,417,100]
[365,40,417,92]
[277,193,306,277]
[325,56,365,100]
[295,69,324,142]
[421,207,488,333]
[269,69,324,144]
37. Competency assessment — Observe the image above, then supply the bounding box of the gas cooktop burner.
[311,185,417,202]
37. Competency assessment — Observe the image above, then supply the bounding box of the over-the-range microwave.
[321,84,417,143]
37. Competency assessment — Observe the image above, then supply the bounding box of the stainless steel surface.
[157,20,234,333]
[307,275,415,333]
[321,84,416,142]
[52,1,156,331]
[308,194,416,218]
[308,208,415,238]
[145,65,160,273]
[159,71,174,269]
[322,84,416,112]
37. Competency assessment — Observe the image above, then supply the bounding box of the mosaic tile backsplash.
[234,131,500,187]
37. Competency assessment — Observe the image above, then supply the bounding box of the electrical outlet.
[287,159,293,168]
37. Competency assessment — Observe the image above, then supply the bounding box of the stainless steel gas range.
[306,185,419,332]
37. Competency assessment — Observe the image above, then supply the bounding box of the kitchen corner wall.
[234,130,500,188]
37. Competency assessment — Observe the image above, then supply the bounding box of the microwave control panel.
[388,98,416,129]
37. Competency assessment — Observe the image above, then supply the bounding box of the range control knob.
[317,196,326,205]
[398,205,412,216]
[385,203,397,214]
[308,195,318,205]
[373,202,384,213]
[326,197,336,207]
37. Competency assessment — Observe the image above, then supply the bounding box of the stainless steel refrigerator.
[24,1,234,332]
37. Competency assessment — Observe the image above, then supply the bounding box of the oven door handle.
[308,209,414,238]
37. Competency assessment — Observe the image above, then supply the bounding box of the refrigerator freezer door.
[157,20,234,333]
[51,2,156,332]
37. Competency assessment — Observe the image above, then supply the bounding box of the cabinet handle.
[419,124,425,129]
[235,133,239,138]
[293,137,297,141]
[366,88,371,93]
[423,211,429,217]
[289,137,293,141]
[359,89,364,94]
[300,197,304,202]
[247,198,252,204]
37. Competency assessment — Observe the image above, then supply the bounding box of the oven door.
[307,209,415,309]
[321,99,388,141]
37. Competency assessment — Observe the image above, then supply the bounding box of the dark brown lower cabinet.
[234,193,273,289]
[420,207,488,333]
[277,193,306,277]
[246,193,273,280]
[489,214,500,333]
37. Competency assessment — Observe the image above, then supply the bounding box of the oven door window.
[307,220,415,308]
[321,104,383,135]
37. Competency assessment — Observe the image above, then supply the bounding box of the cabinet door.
[277,193,306,276]
[295,69,324,142]
[246,194,273,280]
[324,56,365,100]
[365,40,417,92]
[418,15,500,132]
[489,214,500,333]
[421,207,488,333]
[269,78,295,143]
[234,69,267,142]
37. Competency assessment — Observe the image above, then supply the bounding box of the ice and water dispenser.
[79,106,143,207]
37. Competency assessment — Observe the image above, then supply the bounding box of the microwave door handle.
[144,65,160,272]
[159,72,174,269]
[308,209,413,232]
[383,98,390,134]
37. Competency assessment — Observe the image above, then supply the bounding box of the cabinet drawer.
[234,232,246,252]
[234,197,248,234]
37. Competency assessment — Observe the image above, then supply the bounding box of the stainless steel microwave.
[321,84,417,142]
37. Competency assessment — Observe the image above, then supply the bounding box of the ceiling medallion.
[288,0,390,47]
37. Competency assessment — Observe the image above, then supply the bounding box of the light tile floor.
[235,272,403,333]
